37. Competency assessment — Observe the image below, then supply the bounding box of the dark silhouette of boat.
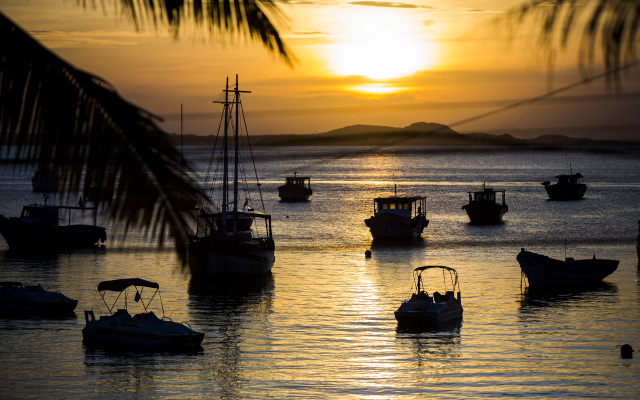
[278,173,312,202]
[0,281,77,315]
[395,266,463,330]
[188,76,275,277]
[517,248,618,286]
[82,278,204,350]
[462,184,508,224]
[541,172,587,200]
[0,200,106,251]
[364,185,428,240]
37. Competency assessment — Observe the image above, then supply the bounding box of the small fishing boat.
[364,185,428,240]
[517,248,619,286]
[462,184,508,224]
[188,76,275,277]
[0,198,106,251]
[82,278,204,350]
[541,172,587,200]
[31,168,60,192]
[395,266,463,330]
[0,282,77,315]
[278,173,312,202]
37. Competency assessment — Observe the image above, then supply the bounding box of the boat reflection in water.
[188,275,274,398]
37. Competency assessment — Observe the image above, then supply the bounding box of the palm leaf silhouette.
[507,1,639,80]
[0,12,201,263]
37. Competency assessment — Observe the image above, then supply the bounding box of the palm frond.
[0,11,203,266]
[119,0,295,65]
[505,0,640,80]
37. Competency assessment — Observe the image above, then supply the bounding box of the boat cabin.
[373,196,426,218]
[467,188,506,205]
[284,176,311,189]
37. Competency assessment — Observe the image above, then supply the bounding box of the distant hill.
[169,122,640,147]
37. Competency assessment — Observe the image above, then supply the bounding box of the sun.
[326,7,437,82]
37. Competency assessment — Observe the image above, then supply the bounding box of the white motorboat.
[0,282,77,315]
[395,266,463,330]
[517,248,619,286]
[82,278,204,350]
[188,76,275,277]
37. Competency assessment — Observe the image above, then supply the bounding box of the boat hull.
[463,203,507,224]
[394,296,463,330]
[278,185,312,202]
[0,216,106,250]
[517,249,618,286]
[0,283,77,315]
[365,214,428,240]
[82,313,204,350]
[189,236,275,277]
[544,184,587,200]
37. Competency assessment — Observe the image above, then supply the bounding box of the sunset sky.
[3,0,640,140]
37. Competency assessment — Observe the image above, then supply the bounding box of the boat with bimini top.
[462,184,508,225]
[364,185,428,240]
[395,266,463,330]
[188,76,275,277]
[278,172,312,202]
[82,278,204,350]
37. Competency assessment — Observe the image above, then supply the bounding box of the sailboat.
[188,76,275,277]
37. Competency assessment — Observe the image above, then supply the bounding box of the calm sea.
[1,146,639,399]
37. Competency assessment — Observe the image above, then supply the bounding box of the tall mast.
[233,75,240,215]
[221,77,230,234]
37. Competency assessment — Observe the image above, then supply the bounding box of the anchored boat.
[188,76,275,277]
[278,173,312,202]
[462,184,508,224]
[0,198,106,251]
[541,172,587,200]
[364,185,428,240]
[82,278,204,350]
[0,282,77,315]
[395,266,463,330]
[517,248,619,286]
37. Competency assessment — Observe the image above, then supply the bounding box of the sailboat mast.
[222,77,230,234]
[233,75,240,215]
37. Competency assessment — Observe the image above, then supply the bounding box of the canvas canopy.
[97,278,159,292]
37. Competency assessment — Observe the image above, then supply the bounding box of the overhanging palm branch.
[0,12,203,264]
[118,0,294,65]
[506,0,639,80]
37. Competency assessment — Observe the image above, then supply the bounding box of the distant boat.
[395,265,463,330]
[364,185,428,240]
[82,278,204,350]
[0,282,77,315]
[541,172,587,200]
[188,76,275,277]
[462,184,508,224]
[0,199,106,251]
[278,173,312,202]
[517,248,619,286]
[31,168,60,192]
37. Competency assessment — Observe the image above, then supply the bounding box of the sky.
[3,0,640,140]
